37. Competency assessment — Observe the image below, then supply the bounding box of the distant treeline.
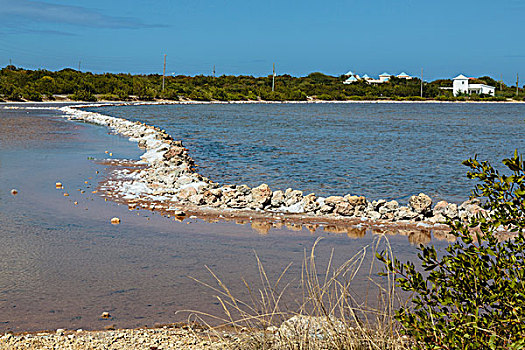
[0,65,523,102]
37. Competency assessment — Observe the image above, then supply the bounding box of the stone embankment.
[60,105,484,226]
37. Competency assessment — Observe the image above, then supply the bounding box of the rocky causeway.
[47,103,486,234]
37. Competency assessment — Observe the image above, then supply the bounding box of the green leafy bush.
[379,151,525,349]
[68,90,97,102]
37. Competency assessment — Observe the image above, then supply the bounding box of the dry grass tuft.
[183,235,410,349]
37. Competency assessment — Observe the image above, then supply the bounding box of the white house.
[343,70,412,84]
[397,72,412,79]
[452,74,495,96]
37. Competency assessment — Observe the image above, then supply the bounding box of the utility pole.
[213,65,216,77]
[162,54,167,91]
[420,68,423,98]
[272,62,276,92]
[500,74,503,91]
[78,60,81,71]
[9,58,12,66]
[516,73,520,96]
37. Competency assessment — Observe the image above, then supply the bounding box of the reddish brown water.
[0,105,445,333]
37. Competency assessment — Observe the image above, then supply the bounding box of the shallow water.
[91,102,525,203]
[0,105,445,332]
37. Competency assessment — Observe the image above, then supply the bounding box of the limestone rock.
[433,200,459,219]
[334,202,355,216]
[251,184,272,207]
[302,193,319,213]
[409,193,432,214]
[271,190,285,207]
[324,196,345,206]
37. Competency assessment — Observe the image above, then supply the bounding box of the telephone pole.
[517,73,519,96]
[500,74,503,91]
[162,54,167,91]
[213,65,216,77]
[78,60,81,71]
[272,63,276,92]
[420,68,423,98]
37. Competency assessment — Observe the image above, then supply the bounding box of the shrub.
[98,93,120,101]
[68,90,97,102]
[379,150,525,349]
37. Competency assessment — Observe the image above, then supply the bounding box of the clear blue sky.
[0,0,523,84]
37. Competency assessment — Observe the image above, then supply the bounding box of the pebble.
[111,217,121,225]
[10,189,18,196]
[55,182,63,189]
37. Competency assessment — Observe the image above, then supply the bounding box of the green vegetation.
[379,151,525,349]
[1,65,522,102]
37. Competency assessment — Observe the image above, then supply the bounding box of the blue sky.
[0,0,523,84]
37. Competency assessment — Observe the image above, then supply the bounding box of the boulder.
[324,196,345,206]
[394,206,419,220]
[433,200,458,219]
[344,195,366,207]
[409,193,432,214]
[271,190,285,207]
[334,202,355,216]
[284,189,303,207]
[302,193,319,213]
[379,200,399,215]
[176,187,197,200]
[251,184,272,207]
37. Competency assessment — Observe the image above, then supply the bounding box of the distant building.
[396,72,412,79]
[343,70,412,84]
[452,74,495,96]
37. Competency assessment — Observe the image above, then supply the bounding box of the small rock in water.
[111,217,121,225]
[55,182,63,189]
[56,328,65,335]
[174,210,186,216]
[10,189,18,196]
[63,193,69,197]
[101,311,111,319]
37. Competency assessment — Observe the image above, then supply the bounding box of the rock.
[408,193,432,214]
[394,206,419,220]
[173,210,185,216]
[367,210,381,220]
[344,195,366,207]
[433,200,458,219]
[284,189,303,207]
[100,312,111,319]
[373,199,386,210]
[324,196,345,206]
[110,217,120,225]
[428,213,447,224]
[10,189,18,196]
[176,187,197,200]
[251,184,272,207]
[318,204,334,214]
[189,194,205,205]
[55,182,63,189]
[379,200,399,215]
[271,190,285,207]
[278,315,345,340]
[302,193,319,213]
[56,329,65,335]
[163,146,185,161]
[459,199,483,221]
[334,202,355,216]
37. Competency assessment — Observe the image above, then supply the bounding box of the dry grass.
[183,235,410,350]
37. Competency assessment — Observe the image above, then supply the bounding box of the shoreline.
[2,98,525,105]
